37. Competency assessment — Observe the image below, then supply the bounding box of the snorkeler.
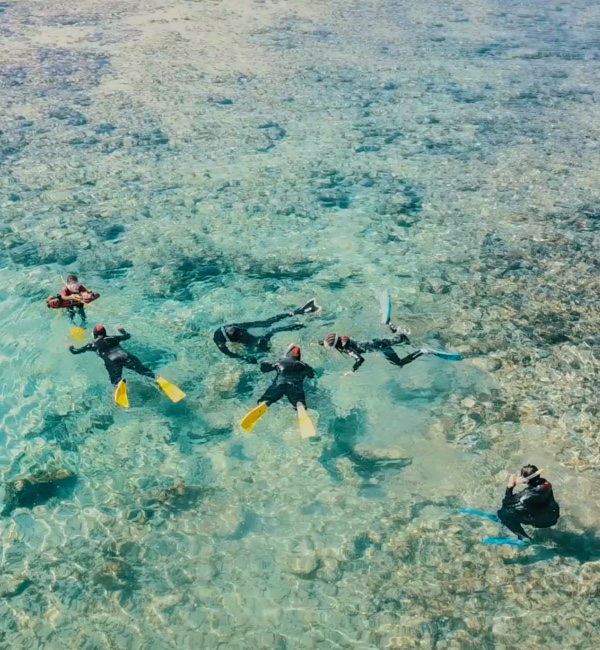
[319,323,418,374]
[214,298,321,363]
[69,324,185,408]
[240,344,316,436]
[47,274,99,324]
[496,465,560,541]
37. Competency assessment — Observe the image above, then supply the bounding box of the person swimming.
[240,344,317,436]
[213,298,321,363]
[497,465,560,541]
[69,324,185,407]
[47,274,99,324]
[257,343,315,410]
[318,322,421,374]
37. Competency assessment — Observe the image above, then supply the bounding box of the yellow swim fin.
[297,403,316,438]
[70,327,86,342]
[156,376,186,403]
[114,380,129,408]
[240,402,268,433]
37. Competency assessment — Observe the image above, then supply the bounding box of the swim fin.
[380,290,392,325]
[240,402,268,432]
[483,537,529,547]
[459,509,499,523]
[299,298,321,314]
[70,326,86,342]
[156,376,186,403]
[114,380,129,408]
[297,403,316,438]
[430,349,463,361]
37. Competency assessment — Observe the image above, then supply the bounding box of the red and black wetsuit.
[258,354,315,410]
[334,333,416,372]
[69,329,155,385]
[497,477,560,540]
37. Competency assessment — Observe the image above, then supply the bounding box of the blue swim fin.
[380,290,392,325]
[483,537,529,547]
[429,349,463,361]
[460,508,499,523]
[460,510,529,547]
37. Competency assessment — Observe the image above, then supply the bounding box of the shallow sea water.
[1,0,600,647]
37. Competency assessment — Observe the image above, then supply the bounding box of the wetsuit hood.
[520,464,544,486]
[222,325,254,345]
[94,324,107,339]
[285,344,301,360]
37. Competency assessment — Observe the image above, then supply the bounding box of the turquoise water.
[1,0,600,647]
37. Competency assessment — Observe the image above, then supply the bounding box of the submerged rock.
[284,554,319,577]
[135,481,214,518]
[1,467,77,516]
[352,444,411,463]
[279,536,320,577]
[93,559,135,591]
[1,441,79,516]
[0,574,33,598]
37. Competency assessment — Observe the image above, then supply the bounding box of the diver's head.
[519,464,541,484]
[66,274,80,291]
[321,333,349,350]
[322,333,338,349]
[93,324,107,339]
[222,326,245,343]
[285,343,301,360]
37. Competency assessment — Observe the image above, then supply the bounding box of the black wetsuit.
[258,356,315,410]
[497,478,560,540]
[213,311,305,363]
[70,330,155,385]
[336,333,417,372]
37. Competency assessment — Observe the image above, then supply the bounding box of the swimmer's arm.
[260,362,276,373]
[213,329,244,360]
[69,343,94,355]
[349,350,365,372]
[236,313,292,329]
[502,486,519,505]
[116,327,131,342]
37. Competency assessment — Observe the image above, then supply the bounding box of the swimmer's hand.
[343,371,353,377]
[507,474,518,489]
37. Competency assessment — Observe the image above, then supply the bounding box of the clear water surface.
[1,0,600,648]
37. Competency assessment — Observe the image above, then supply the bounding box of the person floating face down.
[497,465,560,541]
[214,299,321,364]
[68,325,185,407]
[239,344,317,436]
[319,322,424,374]
[61,275,96,324]
[258,344,315,410]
